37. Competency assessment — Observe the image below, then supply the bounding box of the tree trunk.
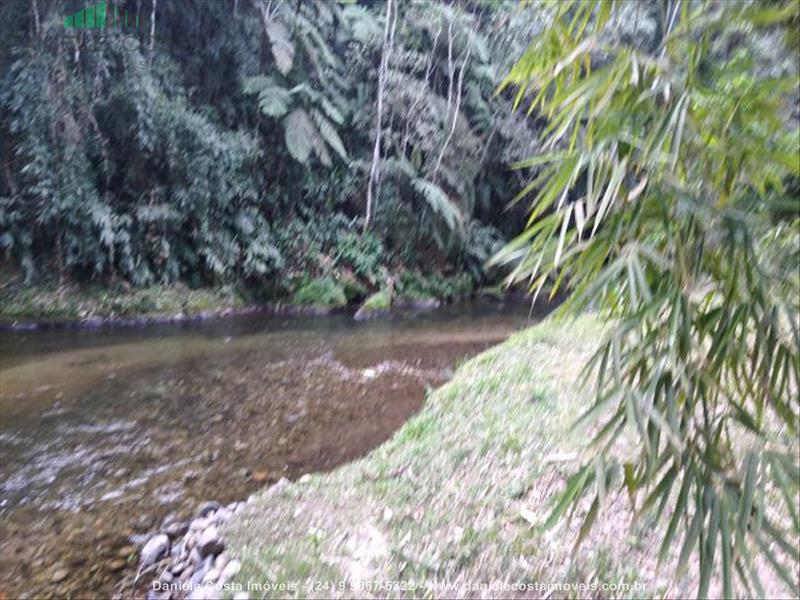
[31,0,40,36]
[364,0,397,232]
[149,0,157,61]
[433,41,470,181]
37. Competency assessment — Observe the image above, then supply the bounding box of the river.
[0,300,541,598]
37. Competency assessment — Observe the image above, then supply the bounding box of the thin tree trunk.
[149,0,157,61]
[445,19,453,109]
[31,0,40,36]
[433,42,470,181]
[365,0,397,232]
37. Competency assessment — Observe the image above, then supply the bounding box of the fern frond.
[266,20,295,75]
[244,77,292,117]
[283,108,315,164]
[412,178,464,236]
[311,110,347,161]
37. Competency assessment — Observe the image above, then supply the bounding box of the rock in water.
[140,534,170,569]
[50,568,69,583]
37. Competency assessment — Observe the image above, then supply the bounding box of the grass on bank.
[223,315,794,599]
[222,316,645,598]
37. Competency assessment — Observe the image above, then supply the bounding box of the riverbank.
[214,315,791,600]
[0,275,502,329]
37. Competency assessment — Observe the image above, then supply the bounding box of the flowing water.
[0,300,541,598]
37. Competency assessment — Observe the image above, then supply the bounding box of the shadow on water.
[0,300,545,598]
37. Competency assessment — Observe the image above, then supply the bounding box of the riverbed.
[0,301,541,598]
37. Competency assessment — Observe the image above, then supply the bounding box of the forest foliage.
[0,0,547,302]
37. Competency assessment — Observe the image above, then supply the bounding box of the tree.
[364,0,397,231]
[493,0,799,596]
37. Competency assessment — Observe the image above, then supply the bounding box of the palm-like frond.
[494,1,800,597]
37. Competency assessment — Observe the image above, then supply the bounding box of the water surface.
[0,301,540,598]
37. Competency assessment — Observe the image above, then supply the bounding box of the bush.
[397,271,474,301]
[334,232,385,285]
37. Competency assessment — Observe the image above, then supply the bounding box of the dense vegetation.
[495,0,799,596]
[0,0,548,309]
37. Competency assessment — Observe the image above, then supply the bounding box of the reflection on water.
[0,300,540,598]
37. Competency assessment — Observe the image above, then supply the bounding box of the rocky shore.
[137,492,271,600]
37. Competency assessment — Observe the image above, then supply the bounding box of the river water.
[0,300,540,598]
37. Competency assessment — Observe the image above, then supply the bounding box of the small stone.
[140,534,170,569]
[163,520,188,539]
[197,526,224,558]
[135,514,156,531]
[217,559,241,586]
[251,471,269,483]
[214,553,228,570]
[195,501,222,519]
[190,518,209,532]
[117,545,137,558]
[202,568,220,584]
[107,559,127,572]
[190,556,214,586]
[382,507,393,522]
[298,474,311,484]
[209,508,231,525]
[171,559,189,575]
[159,570,175,584]
[161,513,180,528]
[233,592,250,600]
[51,568,69,583]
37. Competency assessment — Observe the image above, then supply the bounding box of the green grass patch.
[222,314,783,598]
[290,276,347,308]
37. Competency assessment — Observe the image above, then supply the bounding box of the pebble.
[164,520,189,538]
[190,556,214,586]
[251,470,269,483]
[107,559,127,572]
[50,568,69,583]
[197,526,224,558]
[140,533,170,569]
[117,545,137,558]
[218,559,241,586]
[201,567,219,584]
[196,501,222,518]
